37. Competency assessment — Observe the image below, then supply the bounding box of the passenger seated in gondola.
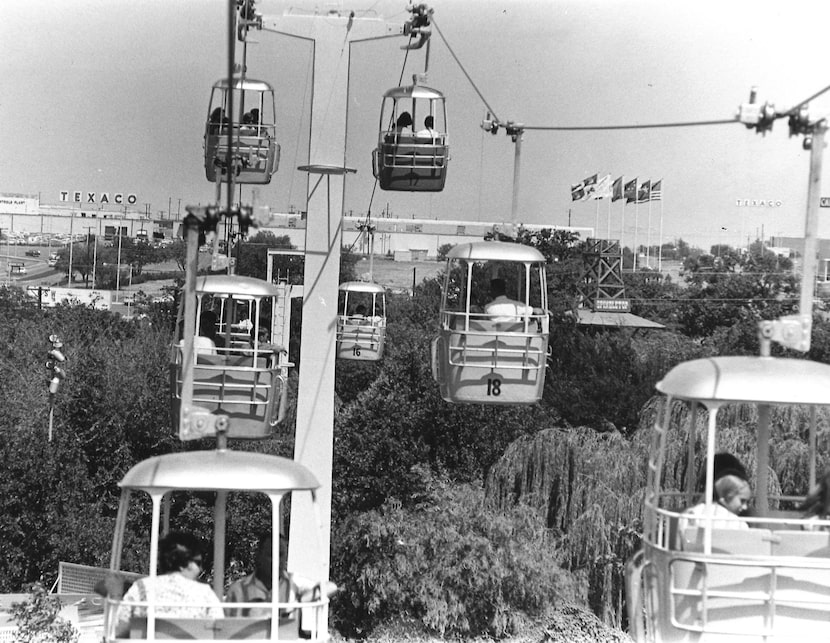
[209,108,228,135]
[225,532,337,620]
[395,111,413,135]
[349,304,367,319]
[225,533,297,618]
[485,278,532,323]
[416,115,437,142]
[241,109,261,136]
[679,472,752,532]
[114,531,223,637]
[799,468,830,530]
[196,310,225,353]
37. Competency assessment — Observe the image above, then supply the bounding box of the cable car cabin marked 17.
[373,84,448,192]
[431,241,549,405]
[626,356,830,643]
[102,450,331,642]
[170,274,290,440]
[336,281,387,361]
[204,77,280,185]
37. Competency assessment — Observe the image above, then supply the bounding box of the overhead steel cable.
[430,18,501,123]
[783,83,830,117]
[432,15,830,133]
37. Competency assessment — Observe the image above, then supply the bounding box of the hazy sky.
[3,0,830,250]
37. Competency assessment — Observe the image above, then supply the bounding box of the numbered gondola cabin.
[430,241,549,404]
[204,77,280,184]
[336,281,387,361]
[373,84,448,192]
[170,274,290,440]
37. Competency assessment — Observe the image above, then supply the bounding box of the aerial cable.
[524,119,736,131]
[287,53,313,210]
[431,18,501,123]
[785,83,830,117]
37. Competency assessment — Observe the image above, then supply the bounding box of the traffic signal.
[46,334,66,396]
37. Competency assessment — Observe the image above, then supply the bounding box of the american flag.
[651,179,662,201]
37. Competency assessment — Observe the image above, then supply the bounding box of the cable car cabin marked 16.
[431,241,549,405]
[373,84,448,192]
[336,281,387,361]
[626,356,830,643]
[170,274,290,440]
[102,450,331,642]
[204,77,280,185]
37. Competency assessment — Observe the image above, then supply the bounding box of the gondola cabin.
[626,356,830,642]
[336,281,387,361]
[372,84,448,192]
[170,275,290,440]
[430,241,549,404]
[204,77,280,184]
[102,450,332,642]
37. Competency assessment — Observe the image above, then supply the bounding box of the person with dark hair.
[115,531,223,636]
[484,278,531,322]
[713,452,749,485]
[225,533,338,619]
[225,534,297,618]
[395,111,413,134]
[209,108,228,135]
[800,468,830,530]
[416,115,436,140]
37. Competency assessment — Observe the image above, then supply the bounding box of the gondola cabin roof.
[383,85,445,101]
[446,241,546,264]
[196,275,281,299]
[656,356,830,406]
[211,77,274,93]
[119,450,319,493]
[339,281,386,294]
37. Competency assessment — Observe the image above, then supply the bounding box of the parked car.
[25,249,40,257]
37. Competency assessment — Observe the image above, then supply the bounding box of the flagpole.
[621,201,626,270]
[607,197,611,239]
[658,197,664,272]
[634,201,639,271]
[595,200,599,239]
[646,199,652,268]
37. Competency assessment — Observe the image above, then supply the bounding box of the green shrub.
[11,581,79,643]
[330,480,574,639]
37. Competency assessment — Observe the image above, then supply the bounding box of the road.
[0,245,63,287]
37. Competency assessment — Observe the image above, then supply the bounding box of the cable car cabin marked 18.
[431,241,549,405]
[170,274,290,440]
[373,84,448,192]
[626,356,830,643]
[204,77,280,185]
[102,450,331,642]
[336,281,387,361]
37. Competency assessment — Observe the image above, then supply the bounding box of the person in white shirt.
[679,474,751,533]
[114,531,223,637]
[484,278,532,322]
[416,115,437,141]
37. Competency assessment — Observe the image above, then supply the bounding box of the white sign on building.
[0,193,39,214]
[32,287,112,310]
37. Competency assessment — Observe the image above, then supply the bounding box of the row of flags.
[571,174,663,203]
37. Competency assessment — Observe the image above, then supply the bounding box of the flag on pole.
[570,182,585,201]
[611,176,623,202]
[591,174,613,200]
[571,173,598,201]
[637,180,651,203]
[651,179,662,201]
[582,174,598,200]
[624,178,637,203]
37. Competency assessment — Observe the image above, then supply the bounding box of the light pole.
[718,227,727,259]
[84,226,95,288]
